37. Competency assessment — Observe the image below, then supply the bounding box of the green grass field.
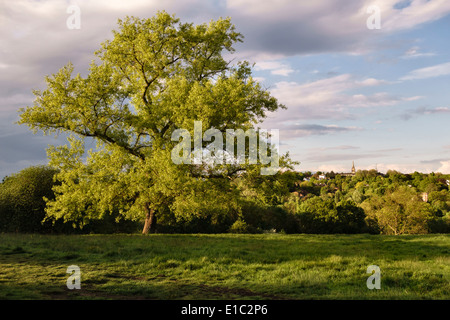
[0,233,448,300]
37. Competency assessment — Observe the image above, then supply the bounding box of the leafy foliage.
[289,170,449,235]
[18,12,286,233]
[1,165,449,234]
[0,166,58,233]
[0,166,140,233]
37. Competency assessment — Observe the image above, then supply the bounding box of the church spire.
[351,161,355,174]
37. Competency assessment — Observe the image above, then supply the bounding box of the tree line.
[0,165,448,234]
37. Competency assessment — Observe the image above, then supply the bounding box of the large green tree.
[18,12,287,233]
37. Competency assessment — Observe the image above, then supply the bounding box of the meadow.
[0,233,448,300]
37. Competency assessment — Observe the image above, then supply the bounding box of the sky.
[1,0,450,179]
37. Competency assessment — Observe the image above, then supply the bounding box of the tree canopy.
[18,12,288,233]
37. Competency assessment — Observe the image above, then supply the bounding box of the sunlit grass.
[0,233,448,299]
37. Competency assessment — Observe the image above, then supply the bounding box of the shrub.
[296,197,368,234]
[0,166,59,233]
[428,214,450,233]
[228,218,252,234]
[240,200,300,233]
[0,166,140,234]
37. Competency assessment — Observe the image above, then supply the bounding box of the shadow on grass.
[1,233,449,267]
[0,233,448,299]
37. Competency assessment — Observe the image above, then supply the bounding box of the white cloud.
[401,46,436,59]
[252,76,266,83]
[315,164,350,173]
[271,68,294,77]
[254,60,294,76]
[381,0,450,32]
[357,78,388,86]
[403,96,425,101]
[264,74,413,122]
[298,161,442,174]
[437,160,450,174]
[400,62,450,80]
[376,162,437,174]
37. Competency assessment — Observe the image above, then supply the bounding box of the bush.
[336,200,372,233]
[0,166,140,234]
[296,197,369,234]
[240,200,300,233]
[0,166,59,233]
[228,218,252,234]
[428,214,450,233]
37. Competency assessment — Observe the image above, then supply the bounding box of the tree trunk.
[142,205,156,234]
